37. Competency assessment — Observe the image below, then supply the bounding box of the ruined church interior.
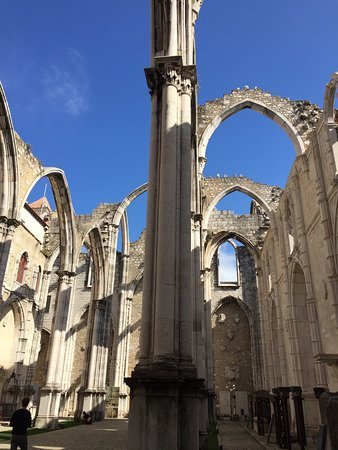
[0,1,338,449]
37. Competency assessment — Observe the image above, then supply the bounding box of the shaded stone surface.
[0,419,128,450]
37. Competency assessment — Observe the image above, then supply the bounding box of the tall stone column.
[35,270,76,429]
[126,2,205,448]
[126,57,204,450]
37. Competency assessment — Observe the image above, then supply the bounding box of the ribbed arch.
[19,168,76,272]
[0,83,19,218]
[112,183,148,228]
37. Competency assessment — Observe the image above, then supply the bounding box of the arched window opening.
[218,240,240,285]
[86,255,93,288]
[286,199,294,253]
[266,256,272,292]
[34,266,42,292]
[16,252,28,284]
[202,109,295,188]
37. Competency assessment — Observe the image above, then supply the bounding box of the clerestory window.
[218,240,238,286]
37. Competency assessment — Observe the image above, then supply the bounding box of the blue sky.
[1,1,338,240]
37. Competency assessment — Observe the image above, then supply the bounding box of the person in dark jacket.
[10,397,32,450]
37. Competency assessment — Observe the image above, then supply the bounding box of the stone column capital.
[56,270,77,283]
[145,57,197,96]
[0,217,21,235]
[180,65,196,96]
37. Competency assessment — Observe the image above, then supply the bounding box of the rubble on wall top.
[202,175,283,212]
[76,203,119,223]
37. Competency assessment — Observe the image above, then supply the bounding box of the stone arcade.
[1,1,338,449]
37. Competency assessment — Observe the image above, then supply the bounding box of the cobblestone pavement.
[0,419,128,450]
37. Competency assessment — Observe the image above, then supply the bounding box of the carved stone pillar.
[126,57,204,449]
[35,270,76,429]
[311,132,338,326]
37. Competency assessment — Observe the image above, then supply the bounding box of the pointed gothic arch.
[197,89,321,167]
[202,181,275,233]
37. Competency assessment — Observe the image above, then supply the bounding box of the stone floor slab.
[218,420,265,450]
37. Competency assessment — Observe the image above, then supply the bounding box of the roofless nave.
[1,1,338,449]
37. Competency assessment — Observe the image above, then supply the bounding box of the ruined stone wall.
[15,133,44,211]
[209,243,258,414]
[259,137,338,394]
[71,253,92,323]
[67,310,88,414]
[42,260,59,332]
[202,176,282,214]
[34,329,50,386]
[212,299,253,394]
[3,222,47,299]
[208,209,268,249]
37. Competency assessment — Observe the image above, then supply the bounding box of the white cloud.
[42,48,89,115]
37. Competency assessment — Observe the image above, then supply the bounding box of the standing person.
[10,398,32,450]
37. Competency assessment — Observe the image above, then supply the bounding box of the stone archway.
[201,177,282,236]
[198,87,321,164]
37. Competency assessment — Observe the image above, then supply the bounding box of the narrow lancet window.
[218,241,238,285]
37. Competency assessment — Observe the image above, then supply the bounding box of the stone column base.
[35,388,61,429]
[125,371,206,450]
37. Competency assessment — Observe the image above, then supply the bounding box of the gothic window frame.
[217,239,239,287]
[285,197,295,254]
[16,252,29,284]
